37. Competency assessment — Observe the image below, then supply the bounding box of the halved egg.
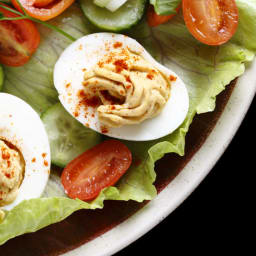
[54,33,189,141]
[0,93,50,211]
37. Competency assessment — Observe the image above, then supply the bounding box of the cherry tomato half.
[33,0,56,8]
[12,0,75,21]
[61,140,132,201]
[182,0,239,45]
[0,3,40,67]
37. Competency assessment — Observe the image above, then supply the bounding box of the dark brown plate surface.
[0,80,236,256]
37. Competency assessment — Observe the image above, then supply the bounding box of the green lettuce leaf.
[1,0,256,245]
[2,5,90,114]
[150,0,181,15]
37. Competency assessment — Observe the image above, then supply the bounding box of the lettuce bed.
[1,0,256,245]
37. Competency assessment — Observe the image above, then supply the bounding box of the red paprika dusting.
[83,81,89,87]
[2,150,10,160]
[77,89,101,108]
[100,126,109,134]
[1,146,10,160]
[31,157,36,163]
[78,90,85,97]
[83,96,101,108]
[125,75,131,83]
[147,74,154,80]
[106,55,113,64]
[98,61,104,68]
[169,75,177,82]
[113,42,123,48]
[42,153,47,158]
[114,59,128,73]
[4,172,11,179]
[44,160,49,167]
[65,83,71,88]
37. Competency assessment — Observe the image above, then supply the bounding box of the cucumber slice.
[106,0,128,12]
[94,0,111,8]
[41,103,102,168]
[80,0,147,31]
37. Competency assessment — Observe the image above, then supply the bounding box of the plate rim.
[63,60,256,256]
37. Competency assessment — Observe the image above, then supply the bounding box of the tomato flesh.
[0,3,40,66]
[12,0,75,21]
[61,140,132,201]
[33,0,56,8]
[182,0,239,45]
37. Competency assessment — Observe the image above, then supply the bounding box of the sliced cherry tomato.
[147,5,179,27]
[33,0,56,8]
[182,0,239,46]
[61,140,132,201]
[11,0,75,21]
[0,3,40,67]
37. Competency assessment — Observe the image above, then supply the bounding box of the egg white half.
[54,33,189,141]
[0,93,50,211]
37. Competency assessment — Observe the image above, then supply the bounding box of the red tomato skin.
[0,3,40,66]
[147,5,176,27]
[61,140,132,201]
[182,0,239,46]
[33,0,55,8]
[147,5,181,27]
[11,0,75,21]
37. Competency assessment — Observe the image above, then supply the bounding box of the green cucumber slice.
[80,0,147,31]
[105,0,128,12]
[94,0,111,8]
[41,103,102,168]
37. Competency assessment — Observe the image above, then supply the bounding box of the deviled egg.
[54,33,189,141]
[0,93,50,211]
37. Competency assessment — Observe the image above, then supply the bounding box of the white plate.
[63,59,256,256]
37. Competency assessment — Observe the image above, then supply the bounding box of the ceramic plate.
[58,59,255,256]
[1,6,255,254]
[1,60,255,256]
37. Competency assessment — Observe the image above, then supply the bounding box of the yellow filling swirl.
[83,47,171,128]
